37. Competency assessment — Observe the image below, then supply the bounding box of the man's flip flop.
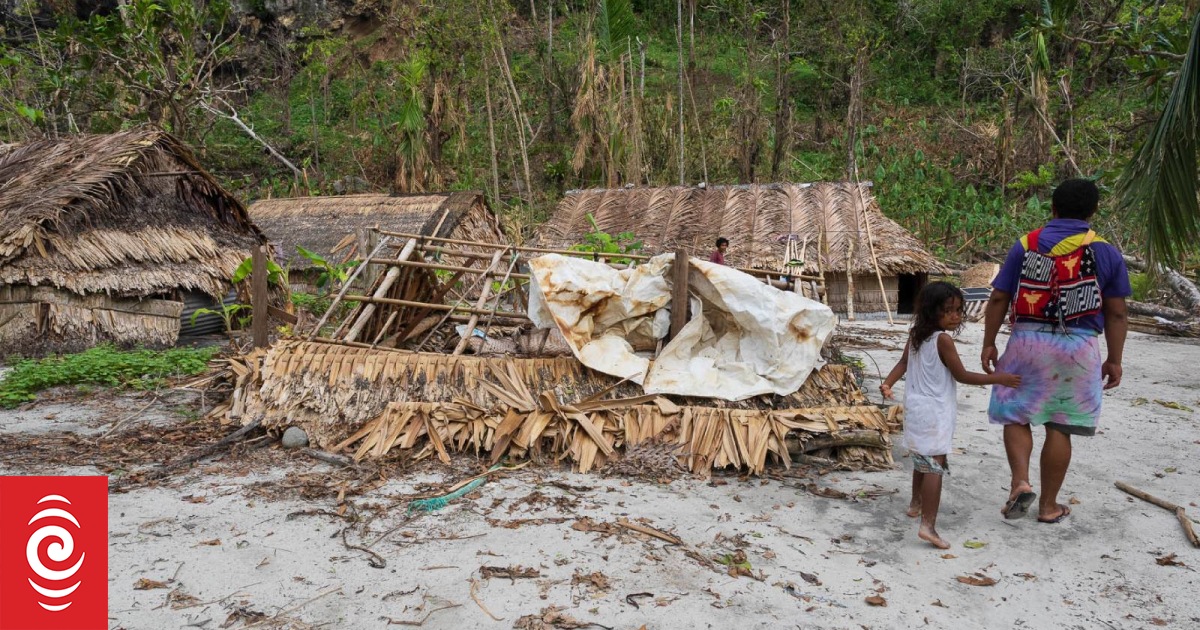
[1002,491,1037,520]
[1037,505,1071,524]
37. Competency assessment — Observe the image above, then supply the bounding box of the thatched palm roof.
[538,182,947,275]
[0,128,263,298]
[249,192,504,271]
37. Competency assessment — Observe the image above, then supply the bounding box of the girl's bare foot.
[906,502,921,518]
[918,524,950,549]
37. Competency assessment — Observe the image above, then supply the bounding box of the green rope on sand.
[407,464,504,514]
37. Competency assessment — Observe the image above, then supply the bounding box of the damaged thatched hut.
[537,182,947,315]
[248,193,506,292]
[0,129,264,356]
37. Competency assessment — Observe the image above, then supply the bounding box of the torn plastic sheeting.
[528,253,836,401]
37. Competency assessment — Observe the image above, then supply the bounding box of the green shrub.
[1128,272,1153,302]
[0,345,219,408]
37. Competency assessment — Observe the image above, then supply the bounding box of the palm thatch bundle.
[215,340,894,475]
[0,128,263,354]
[0,127,261,298]
[249,192,505,272]
[538,182,945,275]
[538,182,948,314]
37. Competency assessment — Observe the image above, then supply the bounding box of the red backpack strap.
[1023,228,1043,252]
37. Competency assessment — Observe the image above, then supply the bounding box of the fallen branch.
[200,97,304,179]
[301,448,356,468]
[342,528,387,568]
[1127,315,1200,338]
[1115,481,1200,548]
[118,419,262,488]
[383,604,461,626]
[469,579,502,621]
[1127,300,1191,321]
[98,397,159,440]
[246,586,343,627]
[792,430,889,453]
[616,518,681,545]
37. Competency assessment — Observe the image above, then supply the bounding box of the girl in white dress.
[881,282,1021,549]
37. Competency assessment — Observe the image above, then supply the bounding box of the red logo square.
[0,476,108,630]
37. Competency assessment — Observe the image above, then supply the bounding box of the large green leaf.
[596,0,635,64]
[1119,12,1200,266]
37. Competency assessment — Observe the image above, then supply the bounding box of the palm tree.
[1119,11,1200,267]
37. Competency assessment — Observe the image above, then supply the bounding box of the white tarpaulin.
[527,253,837,401]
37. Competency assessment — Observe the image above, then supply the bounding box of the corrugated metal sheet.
[180,290,239,337]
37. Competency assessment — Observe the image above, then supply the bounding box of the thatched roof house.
[0,128,264,355]
[537,182,947,314]
[249,193,506,284]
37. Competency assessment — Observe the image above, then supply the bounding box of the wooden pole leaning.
[856,183,893,324]
[452,250,506,355]
[344,237,419,343]
[306,235,392,341]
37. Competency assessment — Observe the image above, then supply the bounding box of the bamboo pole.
[306,236,392,340]
[480,249,524,342]
[341,294,527,320]
[453,250,505,355]
[376,230,824,282]
[344,238,419,343]
[364,257,530,280]
[370,311,399,347]
[855,184,893,324]
[845,242,855,320]
[817,227,829,305]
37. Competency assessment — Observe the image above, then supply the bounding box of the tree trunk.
[676,0,685,185]
[483,53,501,209]
[845,48,868,181]
[770,0,791,179]
[1161,265,1200,315]
[1128,300,1191,321]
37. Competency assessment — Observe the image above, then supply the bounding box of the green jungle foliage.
[0,0,1196,263]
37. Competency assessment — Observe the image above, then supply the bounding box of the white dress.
[902,332,958,456]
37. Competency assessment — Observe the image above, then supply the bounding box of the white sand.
[2,322,1198,629]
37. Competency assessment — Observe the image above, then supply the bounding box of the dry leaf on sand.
[956,574,998,587]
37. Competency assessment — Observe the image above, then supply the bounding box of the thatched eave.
[249,191,504,271]
[538,182,947,276]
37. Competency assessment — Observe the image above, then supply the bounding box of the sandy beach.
[2,321,1198,629]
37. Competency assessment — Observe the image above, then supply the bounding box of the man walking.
[981,179,1129,524]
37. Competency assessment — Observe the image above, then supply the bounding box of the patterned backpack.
[1011,228,1103,326]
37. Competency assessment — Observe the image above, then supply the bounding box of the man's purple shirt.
[992,218,1132,333]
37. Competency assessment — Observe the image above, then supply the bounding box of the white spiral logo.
[26,494,85,612]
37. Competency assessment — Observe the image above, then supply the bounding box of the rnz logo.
[27,495,86,612]
[0,476,107,630]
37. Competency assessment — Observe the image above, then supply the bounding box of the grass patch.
[0,345,219,409]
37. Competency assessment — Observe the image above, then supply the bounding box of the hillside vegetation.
[1,0,1195,261]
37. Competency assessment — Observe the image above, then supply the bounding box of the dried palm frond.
[218,340,893,476]
[0,127,262,299]
[537,183,946,275]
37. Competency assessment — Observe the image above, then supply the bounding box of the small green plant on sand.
[0,346,219,408]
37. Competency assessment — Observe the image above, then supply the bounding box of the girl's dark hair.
[910,281,964,350]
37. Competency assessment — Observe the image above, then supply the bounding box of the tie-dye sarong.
[987,322,1102,436]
